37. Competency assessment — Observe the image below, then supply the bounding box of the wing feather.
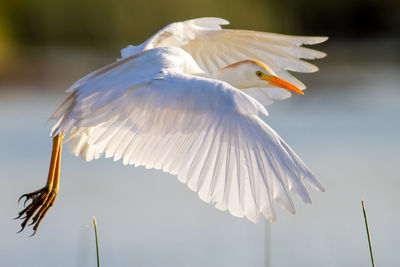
[53,47,323,223]
[118,17,327,107]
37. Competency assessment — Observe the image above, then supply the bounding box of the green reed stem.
[362,200,375,267]
[93,216,100,267]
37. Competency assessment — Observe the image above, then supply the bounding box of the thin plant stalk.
[361,201,375,267]
[93,216,100,267]
[265,223,271,267]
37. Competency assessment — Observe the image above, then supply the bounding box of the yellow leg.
[16,134,64,235]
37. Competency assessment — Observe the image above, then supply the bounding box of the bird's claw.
[15,187,57,234]
[18,188,45,207]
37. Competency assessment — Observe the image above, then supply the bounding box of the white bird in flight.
[16,17,327,234]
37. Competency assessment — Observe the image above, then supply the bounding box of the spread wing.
[121,17,327,106]
[52,47,324,223]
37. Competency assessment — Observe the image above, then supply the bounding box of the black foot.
[15,187,57,235]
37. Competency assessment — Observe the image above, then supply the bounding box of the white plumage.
[51,17,327,223]
[121,17,327,106]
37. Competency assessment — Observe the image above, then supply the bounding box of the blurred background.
[0,0,399,266]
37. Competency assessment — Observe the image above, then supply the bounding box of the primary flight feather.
[16,17,327,234]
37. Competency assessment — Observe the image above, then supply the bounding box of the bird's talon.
[15,187,57,234]
[14,214,25,220]
[30,230,38,237]
[18,195,31,206]
[17,195,25,204]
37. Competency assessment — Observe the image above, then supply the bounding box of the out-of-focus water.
[0,61,399,267]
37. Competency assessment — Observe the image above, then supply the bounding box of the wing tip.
[318,36,329,43]
[315,51,327,59]
[305,176,325,193]
[189,17,230,28]
[302,36,329,45]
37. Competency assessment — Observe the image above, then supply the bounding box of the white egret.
[16,17,327,234]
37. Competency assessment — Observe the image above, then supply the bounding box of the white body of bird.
[17,17,327,233]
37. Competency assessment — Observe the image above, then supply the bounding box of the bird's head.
[215,59,303,95]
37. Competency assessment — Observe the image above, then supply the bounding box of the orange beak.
[262,75,304,95]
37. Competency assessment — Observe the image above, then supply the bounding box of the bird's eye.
[256,71,263,77]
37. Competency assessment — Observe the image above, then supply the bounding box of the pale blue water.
[0,62,399,266]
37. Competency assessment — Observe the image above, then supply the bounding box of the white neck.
[195,69,249,90]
